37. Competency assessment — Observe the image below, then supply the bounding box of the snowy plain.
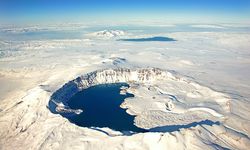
[0,24,250,150]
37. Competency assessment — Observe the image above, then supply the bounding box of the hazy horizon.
[1,0,250,24]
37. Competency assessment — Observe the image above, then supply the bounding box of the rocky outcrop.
[49,68,174,114]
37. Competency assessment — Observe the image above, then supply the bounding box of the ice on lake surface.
[1,23,250,149]
[65,83,146,132]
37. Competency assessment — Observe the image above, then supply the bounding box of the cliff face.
[79,68,170,87]
[49,68,174,113]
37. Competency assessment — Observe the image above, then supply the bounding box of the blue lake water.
[65,83,146,132]
[49,82,220,133]
[118,36,176,42]
[2,24,250,41]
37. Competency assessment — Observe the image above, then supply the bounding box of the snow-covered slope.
[0,25,250,150]
[90,30,125,38]
[48,67,234,131]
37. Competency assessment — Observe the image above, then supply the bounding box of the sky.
[1,0,250,24]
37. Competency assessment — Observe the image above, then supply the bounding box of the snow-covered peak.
[91,30,125,38]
